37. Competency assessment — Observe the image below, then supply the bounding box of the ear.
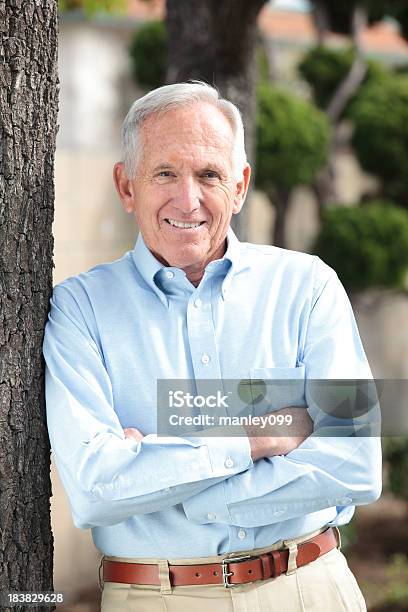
[113,162,136,214]
[232,163,251,214]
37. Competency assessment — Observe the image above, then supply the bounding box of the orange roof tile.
[361,21,408,54]
[127,0,165,20]
[259,8,316,42]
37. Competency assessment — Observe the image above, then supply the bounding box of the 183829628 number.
[0,592,65,607]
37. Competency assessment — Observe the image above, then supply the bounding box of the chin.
[166,246,205,269]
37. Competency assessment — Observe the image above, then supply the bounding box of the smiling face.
[113,102,251,284]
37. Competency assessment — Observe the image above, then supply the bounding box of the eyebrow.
[152,163,175,173]
[151,163,227,174]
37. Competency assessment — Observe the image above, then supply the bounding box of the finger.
[124,427,144,442]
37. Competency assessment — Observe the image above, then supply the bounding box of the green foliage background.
[129,20,167,89]
[59,0,125,16]
[299,46,388,112]
[348,74,408,204]
[384,439,408,503]
[255,82,330,193]
[314,203,408,290]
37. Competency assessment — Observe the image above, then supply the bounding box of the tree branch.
[326,5,368,123]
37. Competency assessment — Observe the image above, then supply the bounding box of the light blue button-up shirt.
[43,227,381,558]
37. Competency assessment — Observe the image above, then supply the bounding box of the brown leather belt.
[102,527,339,588]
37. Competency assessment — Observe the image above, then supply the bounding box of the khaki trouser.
[99,527,367,612]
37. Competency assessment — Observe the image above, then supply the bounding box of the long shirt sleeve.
[182,268,382,527]
[44,286,252,529]
[43,229,382,558]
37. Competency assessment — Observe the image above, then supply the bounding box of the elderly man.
[43,81,381,612]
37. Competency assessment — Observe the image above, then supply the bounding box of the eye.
[155,170,176,182]
[202,170,220,180]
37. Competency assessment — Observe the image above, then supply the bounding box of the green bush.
[338,521,357,553]
[59,0,125,15]
[383,438,408,502]
[129,20,167,89]
[348,74,408,204]
[255,83,330,192]
[299,45,388,111]
[299,46,354,109]
[313,202,408,290]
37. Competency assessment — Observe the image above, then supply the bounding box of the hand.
[123,427,144,443]
[244,406,314,461]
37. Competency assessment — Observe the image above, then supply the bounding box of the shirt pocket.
[247,364,306,414]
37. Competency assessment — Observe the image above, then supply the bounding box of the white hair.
[121,81,247,180]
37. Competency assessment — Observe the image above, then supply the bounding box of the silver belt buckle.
[221,554,253,588]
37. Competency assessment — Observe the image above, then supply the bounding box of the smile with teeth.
[166,219,205,229]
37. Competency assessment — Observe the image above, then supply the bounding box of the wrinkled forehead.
[140,102,235,157]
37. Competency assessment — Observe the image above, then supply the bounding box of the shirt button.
[225,456,234,468]
[165,270,174,279]
[201,353,210,365]
[238,529,246,540]
[194,298,202,308]
[207,512,216,520]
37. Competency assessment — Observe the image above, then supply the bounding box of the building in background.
[55,0,408,283]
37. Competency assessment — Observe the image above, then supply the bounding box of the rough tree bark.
[0,1,58,610]
[165,0,268,241]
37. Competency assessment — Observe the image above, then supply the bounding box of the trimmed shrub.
[255,83,330,193]
[313,202,408,290]
[348,74,408,204]
[129,20,167,89]
[299,45,388,111]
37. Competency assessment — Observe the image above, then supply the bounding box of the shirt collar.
[131,232,170,307]
[220,226,243,300]
[130,225,245,306]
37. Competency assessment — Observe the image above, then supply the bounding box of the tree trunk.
[311,3,368,211]
[165,0,268,241]
[271,188,290,249]
[0,1,58,610]
[312,0,330,45]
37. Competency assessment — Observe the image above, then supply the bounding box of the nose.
[173,176,200,214]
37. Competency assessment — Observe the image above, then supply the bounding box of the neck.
[182,240,228,287]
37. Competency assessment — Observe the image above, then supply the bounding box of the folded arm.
[44,285,252,529]
[182,262,382,527]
